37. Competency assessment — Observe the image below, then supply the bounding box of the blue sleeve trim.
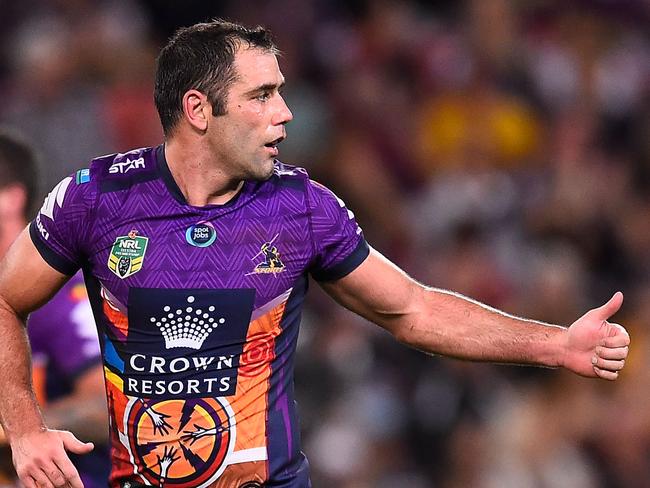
[29,222,79,276]
[312,239,370,282]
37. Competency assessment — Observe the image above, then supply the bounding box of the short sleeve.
[29,170,96,275]
[307,180,370,281]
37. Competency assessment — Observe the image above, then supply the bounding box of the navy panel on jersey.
[121,288,256,398]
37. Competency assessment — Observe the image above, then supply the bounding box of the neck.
[164,137,243,206]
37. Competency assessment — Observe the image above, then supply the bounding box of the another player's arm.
[42,364,108,443]
[0,228,92,488]
[320,247,630,380]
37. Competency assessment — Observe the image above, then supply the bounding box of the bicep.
[0,228,70,317]
[319,247,424,335]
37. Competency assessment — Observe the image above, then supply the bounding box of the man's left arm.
[320,247,630,380]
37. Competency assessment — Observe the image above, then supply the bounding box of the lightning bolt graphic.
[179,442,205,472]
[177,399,199,433]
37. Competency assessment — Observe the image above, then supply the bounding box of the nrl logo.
[108,230,149,279]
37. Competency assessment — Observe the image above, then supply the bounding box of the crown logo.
[149,296,225,350]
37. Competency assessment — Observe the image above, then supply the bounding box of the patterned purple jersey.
[29,146,369,488]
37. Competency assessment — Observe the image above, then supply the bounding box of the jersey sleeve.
[306,180,370,281]
[29,170,96,275]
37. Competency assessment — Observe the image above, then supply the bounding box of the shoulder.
[88,146,160,193]
[267,160,309,188]
[31,147,160,263]
[265,160,337,204]
[41,146,159,208]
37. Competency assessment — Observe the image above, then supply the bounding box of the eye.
[256,91,272,102]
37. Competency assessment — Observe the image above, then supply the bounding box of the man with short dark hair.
[0,20,629,488]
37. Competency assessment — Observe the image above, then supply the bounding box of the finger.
[53,453,84,488]
[596,345,629,360]
[591,356,625,372]
[43,465,69,488]
[591,291,624,321]
[606,322,630,338]
[20,475,38,488]
[17,460,57,488]
[593,366,619,381]
[30,469,55,488]
[600,326,631,348]
[59,430,94,455]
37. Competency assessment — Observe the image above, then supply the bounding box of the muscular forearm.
[393,287,567,367]
[0,303,45,441]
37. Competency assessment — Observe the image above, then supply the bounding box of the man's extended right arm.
[0,229,93,488]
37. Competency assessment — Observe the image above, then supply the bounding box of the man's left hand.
[563,291,630,380]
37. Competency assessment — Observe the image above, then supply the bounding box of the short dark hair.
[154,19,279,136]
[0,129,40,219]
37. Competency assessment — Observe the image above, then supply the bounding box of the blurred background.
[1,0,649,486]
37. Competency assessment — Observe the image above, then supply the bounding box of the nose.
[272,95,293,126]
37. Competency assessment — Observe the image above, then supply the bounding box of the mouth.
[264,135,285,149]
[264,136,285,157]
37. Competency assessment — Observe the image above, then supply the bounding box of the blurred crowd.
[1,0,649,486]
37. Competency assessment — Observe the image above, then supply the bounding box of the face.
[0,184,27,257]
[207,46,293,181]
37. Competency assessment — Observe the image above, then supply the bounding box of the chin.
[246,160,275,181]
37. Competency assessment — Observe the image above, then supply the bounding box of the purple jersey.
[29,274,100,389]
[29,146,369,488]
[28,273,110,488]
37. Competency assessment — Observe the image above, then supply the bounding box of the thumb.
[591,291,624,321]
[59,430,94,454]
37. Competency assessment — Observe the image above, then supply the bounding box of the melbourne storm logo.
[249,234,285,276]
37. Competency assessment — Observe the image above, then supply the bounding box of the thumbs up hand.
[562,292,630,380]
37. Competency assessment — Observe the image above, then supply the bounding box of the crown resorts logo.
[114,287,258,485]
[121,288,254,399]
[151,296,226,350]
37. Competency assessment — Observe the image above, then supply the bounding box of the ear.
[0,184,28,218]
[182,90,211,132]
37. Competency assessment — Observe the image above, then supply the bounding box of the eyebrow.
[245,81,285,96]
